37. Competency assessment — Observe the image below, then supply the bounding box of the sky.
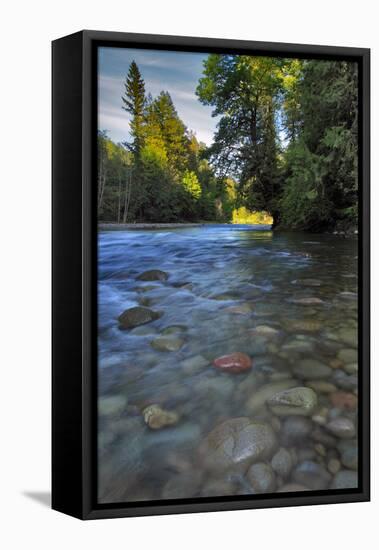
[98,47,219,147]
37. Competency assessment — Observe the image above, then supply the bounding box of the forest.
[98,55,358,232]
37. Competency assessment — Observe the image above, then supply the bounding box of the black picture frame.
[52,30,370,520]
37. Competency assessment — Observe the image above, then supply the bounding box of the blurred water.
[98,225,358,503]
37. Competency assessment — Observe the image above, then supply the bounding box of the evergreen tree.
[121,61,146,156]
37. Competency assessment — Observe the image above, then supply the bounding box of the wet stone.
[281,416,313,444]
[213,352,252,374]
[118,306,160,329]
[292,460,332,490]
[99,395,128,417]
[142,404,179,430]
[292,359,332,380]
[150,337,184,352]
[271,447,293,478]
[326,417,356,439]
[246,463,276,493]
[137,269,169,282]
[267,387,318,416]
[331,469,358,489]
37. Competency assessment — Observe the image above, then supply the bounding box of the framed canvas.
[52,30,370,520]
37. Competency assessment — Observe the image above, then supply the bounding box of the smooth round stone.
[292,359,332,380]
[311,427,337,448]
[333,370,357,391]
[329,391,357,410]
[142,404,179,429]
[267,387,318,416]
[136,269,168,281]
[337,348,357,364]
[337,328,357,348]
[213,352,252,374]
[281,340,314,353]
[246,463,276,493]
[130,325,158,336]
[199,417,277,473]
[224,303,253,315]
[326,417,356,439]
[99,394,127,416]
[271,447,293,478]
[118,306,159,329]
[281,416,313,443]
[277,483,309,493]
[161,472,202,499]
[307,380,337,394]
[150,337,184,352]
[291,297,324,305]
[251,325,280,337]
[338,440,358,470]
[327,458,341,475]
[331,469,358,489]
[246,380,298,413]
[344,363,358,374]
[180,354,209,374]
[292,460,332,490]
[284,319,322,333]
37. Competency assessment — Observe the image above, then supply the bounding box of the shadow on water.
[23,491,51,508]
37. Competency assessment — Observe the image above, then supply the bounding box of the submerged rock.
[118,306,159,329]
[142,404,179,429]
[246,380,298,413]
[251,325,280,337]
[213,352,252,374]
[292,460,332,490]
[292,359,332,380]
[267,387,318,416]
[246,463,276,493]
[199,417,277,473]
[136,269,169,281]
[329,391,357,411]
[150,336,184,352]
[99,395,127,417]
[281,416,313,443]
[338,440,358,470]
[331,469,358,489]
[325,417,356,439]
[271,447,293,478]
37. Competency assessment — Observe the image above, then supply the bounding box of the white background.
[0,0,377,547]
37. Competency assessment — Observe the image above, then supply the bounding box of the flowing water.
[98,225,358,503]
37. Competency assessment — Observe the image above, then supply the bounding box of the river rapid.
[98,224,358,503]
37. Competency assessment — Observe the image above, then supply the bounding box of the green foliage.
[99,57,358,231]
[232,207,273,225]
[182,170,201,199]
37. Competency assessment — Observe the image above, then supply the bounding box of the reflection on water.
[98,224,358,503]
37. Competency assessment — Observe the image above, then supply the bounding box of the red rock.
[329,391,358,410]
[213,352,252,373]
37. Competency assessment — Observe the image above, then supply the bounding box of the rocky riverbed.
[98,224,358,503]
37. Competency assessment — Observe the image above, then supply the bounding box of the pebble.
[329,391,357,411]
[291,297,324,305]
[331,469,358,489]
[271,448,293,478]
[281,416,313,443]
[284,319,322,333]
[150,337,184,352]
[199,417,277,473]
[337,348,357,364]
[307,380,337,394]
[98,395,127,417]
[246,463,276,493]
[292,359,332,380]
[160,325,187,335]
[142,404,179,429]
[136,269,169,281]
[267,387,318,416]
[292,460,332,490]
[246,380,298,413]
[224,303,253,315]
[337,328,357,348]
[118,306,160,329]
[327,458,341,475]
[180,354,209,374]
[326,417,356,439]
[338,440,358,470]
[213,352,252,373]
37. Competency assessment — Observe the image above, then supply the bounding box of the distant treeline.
[98,56,358,231]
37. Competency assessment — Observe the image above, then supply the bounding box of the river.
[97,224,358,503]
